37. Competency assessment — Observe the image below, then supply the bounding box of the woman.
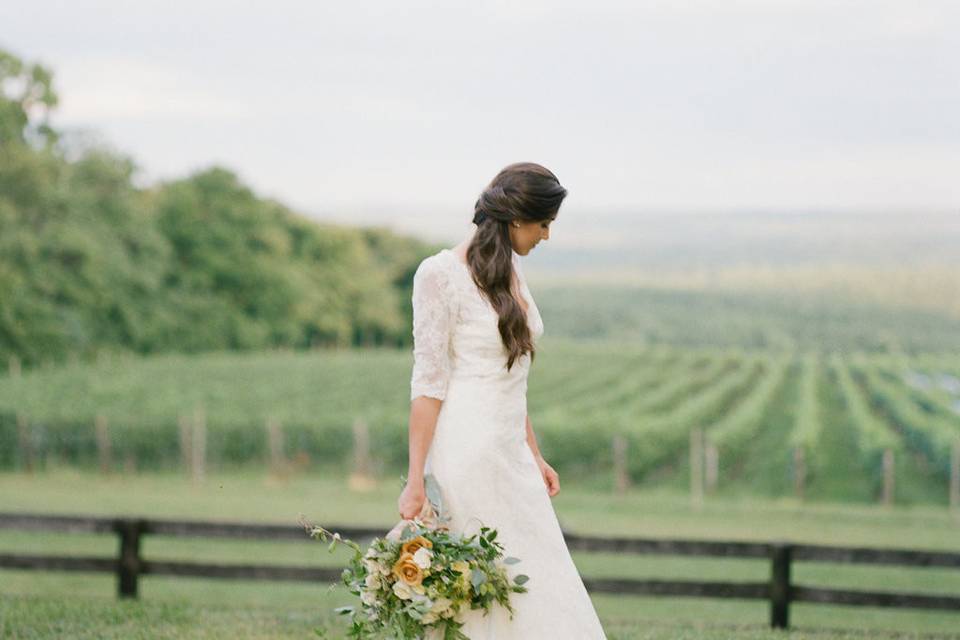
[397,162,607,638]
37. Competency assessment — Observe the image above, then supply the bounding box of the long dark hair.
[467,162,567,370]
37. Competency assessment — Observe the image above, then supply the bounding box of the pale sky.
[3,0,958,236]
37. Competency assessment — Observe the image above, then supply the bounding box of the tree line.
[0,47,436,368]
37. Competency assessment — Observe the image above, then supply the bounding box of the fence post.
[612,433,630,495]
[882,448,895,507]
[793,446,806,501]
[705,440,718,494]
[192,406,206,485]
[8,355,21,378]
[769,542,792,629]
[950,437,960,513]
[95,414,111,474]
[690,428,703,507]
[116,518,144,599]
[16,412,33,473]
[178,414,192,476]
[348,417,375,491]
[266,416,286,477]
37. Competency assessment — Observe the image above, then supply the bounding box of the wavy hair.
[466,162,567,370]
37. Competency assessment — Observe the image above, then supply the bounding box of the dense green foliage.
[0,47,433,368]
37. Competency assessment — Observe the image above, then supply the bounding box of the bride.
[397,162,608,638]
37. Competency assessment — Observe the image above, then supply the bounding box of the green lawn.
[2,467,959,638]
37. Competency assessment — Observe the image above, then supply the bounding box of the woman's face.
[510,216,555,255]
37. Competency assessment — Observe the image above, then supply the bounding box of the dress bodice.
[409,248,544,402]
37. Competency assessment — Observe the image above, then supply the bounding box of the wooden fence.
[2,512,959,629]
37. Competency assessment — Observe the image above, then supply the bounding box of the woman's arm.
[524,413,544,461]
[406,396,442,486]
[525,414,560,497]
[398,396,441,518]
[401,256,456,518]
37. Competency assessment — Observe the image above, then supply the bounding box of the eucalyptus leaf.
[503,556,521,565]
[470,568,486,589]
[513,574,529,585]
[424,473,443,516]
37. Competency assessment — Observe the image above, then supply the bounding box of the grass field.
[2,467,959,638]
[1,279,959,637]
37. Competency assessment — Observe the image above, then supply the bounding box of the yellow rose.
[392,551,424,587]
[451,560,470,575]
[401,536,433,556]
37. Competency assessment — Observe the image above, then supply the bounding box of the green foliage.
[0,49,58,147]
[0,46,433,368]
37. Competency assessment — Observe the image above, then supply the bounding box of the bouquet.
[301,474,529,640]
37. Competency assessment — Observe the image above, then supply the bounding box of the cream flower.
[412,546,433,569]
[392,579,414,600]
[364,572,382,590]
[430,596,453,614]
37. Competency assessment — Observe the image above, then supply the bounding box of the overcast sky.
[3,1,958,237]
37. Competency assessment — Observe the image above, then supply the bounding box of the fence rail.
[1,512,959,629]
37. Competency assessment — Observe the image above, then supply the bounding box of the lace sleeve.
[410,256,457,401]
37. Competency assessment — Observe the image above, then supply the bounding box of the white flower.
[392,580,414,600]
[422,611,439,624]
[360,588,378,606]
[364,572,381,590]
[412,547,433,569]
[430,597,453,614]
[411,587,432,611]
[364,546,378,559]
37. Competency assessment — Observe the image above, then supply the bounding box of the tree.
[0,49,58,148]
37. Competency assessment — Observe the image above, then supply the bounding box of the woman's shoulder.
[414,249,453,278]
[413,249,459,296]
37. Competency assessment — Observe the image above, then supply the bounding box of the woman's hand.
[398,479,426,520]
[535,456,560,497]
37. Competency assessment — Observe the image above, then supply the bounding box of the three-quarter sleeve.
[410,256,457,401]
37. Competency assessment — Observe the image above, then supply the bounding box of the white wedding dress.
[410,247,607,639]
